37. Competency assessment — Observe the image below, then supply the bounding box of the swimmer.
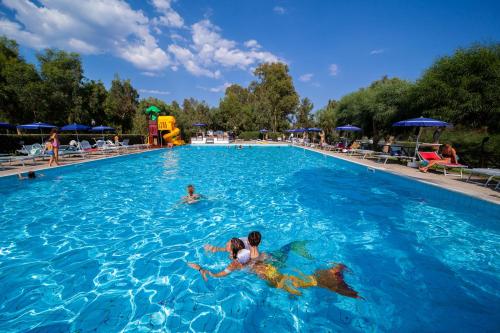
[205,231,262,259]
[18,171,42,180]
[237,145,243,149]
[205,232,313,264]
[188,238,250,280]
[182,184,201,204]
[198,236,360,298]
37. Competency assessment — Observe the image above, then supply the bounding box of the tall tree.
[251,63,299,132]
[104,75,138,132]
[37,49,83,124]
[411,44,500,131]
[0,37,44,123]
[80,80,108,125]
[296,97,314,128]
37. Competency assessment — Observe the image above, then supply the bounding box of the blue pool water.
[0,146,499,332]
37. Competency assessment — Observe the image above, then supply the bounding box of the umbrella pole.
[414,127,422,158]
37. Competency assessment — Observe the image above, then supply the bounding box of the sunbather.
[419,143,457,173]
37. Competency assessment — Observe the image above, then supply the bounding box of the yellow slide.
[158,115,184,146]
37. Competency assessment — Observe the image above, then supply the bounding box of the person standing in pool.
[183,184,201,204]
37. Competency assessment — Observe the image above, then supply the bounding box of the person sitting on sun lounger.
[419,143,458,173]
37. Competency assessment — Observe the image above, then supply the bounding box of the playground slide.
[162,127,183,145]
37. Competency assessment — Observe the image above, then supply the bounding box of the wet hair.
[28,171,36,179]
[187,184,193,189]
[248,231,261,247]
[230,238,245,259]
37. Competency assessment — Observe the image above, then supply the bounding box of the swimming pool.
[0,146,498,332]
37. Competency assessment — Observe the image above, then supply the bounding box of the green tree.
[315,99,337,139]
[37,49,83,124]
[104,75,138,132]
[411,44,500,131]
[218,84,255,133]
[296,97,314,128]
[0,37,44,123]
[251,63,299,132]
[80,80,108,125]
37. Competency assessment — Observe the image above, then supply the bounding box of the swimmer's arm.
[208,261,240,278]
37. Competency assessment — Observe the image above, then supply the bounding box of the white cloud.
[198,82,231,93]
[0,1,281,78]
[0,0,170,71]
[370,49,384,55]
[273,6,286,15]
[299,73,313,82]
[151,0,184,28]
[244,39,261,49]
[139,88,170,95]
[168,19,280,78]
[329,64,339,76]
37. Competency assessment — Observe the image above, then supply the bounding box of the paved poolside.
[1,143,498,205]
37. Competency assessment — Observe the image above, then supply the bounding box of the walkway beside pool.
[298,145,500,205]
[0,148,157,179]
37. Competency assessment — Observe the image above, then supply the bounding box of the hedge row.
[0,134,147,153]
[238,131,284,140]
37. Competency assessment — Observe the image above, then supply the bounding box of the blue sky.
[1,0,499,110]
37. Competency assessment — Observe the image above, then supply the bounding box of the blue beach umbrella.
[306,127,322,132]
[91,126,114,132]
[61,123,90,131]
[193,123,206,127]
[392,116,452,157]
[259,129,269,133]
[61,123,90,142]
[17,122,58,143]
[91,125,115,141]
[335,124,361,132]
[17,122,57,130]
[0,122,15,130]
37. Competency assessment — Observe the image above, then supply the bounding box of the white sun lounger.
[466,168,500,189]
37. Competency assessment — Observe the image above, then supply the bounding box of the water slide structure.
[145,106,184,146]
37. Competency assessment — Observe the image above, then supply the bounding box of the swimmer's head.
[28,171,36,179]
[229,238,245,260]
[248,231,261,247]
[187,184,194,195]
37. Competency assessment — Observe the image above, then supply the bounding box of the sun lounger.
[371,153,414,165]
[349,149,375,159]
[466,168,500,189]
[0,155,37,169]
[418,151,468,178]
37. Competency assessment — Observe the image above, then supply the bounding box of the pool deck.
[1,143,499,205]
[0,148,158,179]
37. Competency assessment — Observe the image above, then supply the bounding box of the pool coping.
[0,148,164,180]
